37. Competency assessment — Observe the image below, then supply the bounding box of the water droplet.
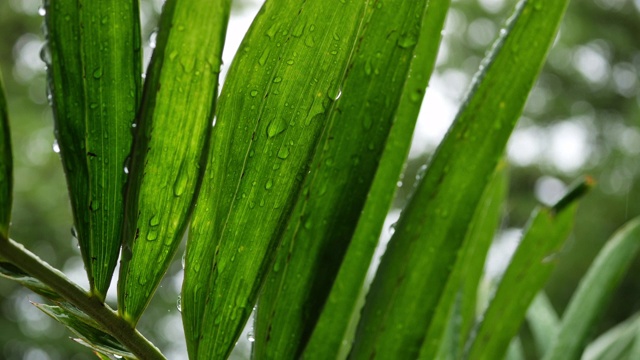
[149,214,160,227]
[89,103,99,109]
[147,230,158,241]
[410,88,423,103]
[266,23,279,39]
[38,6,46,16]
[286,59,294,65]
[265,179,274,190]
[71,226,78,239]
[397,33,417,49]
[305,35,316,47]
[273,77,282,83]
[39,43,52,66]
[364,59,372,76]
[277,147,290,159]
[259,48,270,66]
[52,140,60,153]
[247,331,255,342]
[149,30,158,49]
[250,90,258,97]
[173,166,188,196]
[333,32,340,41]
[169,50,178,61]
[266,118,287,138]
[177,295,182,312]
[328,87,342,101]
[93,67,103,79]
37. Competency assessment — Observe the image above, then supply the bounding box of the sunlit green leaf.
[117,0,231,324]
[34,303,134,359]
[544,217,640,360]
[466,179,592,360]
[419,161,507,360]
[182,0,383,357]
[0,71,11,238]
[350,1,570,359]
[43,0,142,300]
[253,1,450,358]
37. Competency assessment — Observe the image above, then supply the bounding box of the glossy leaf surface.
[43,0,141,299]
[182,0,373,357]
[118,0,231,323]
[350,0,570,358]
[255,1,450,358]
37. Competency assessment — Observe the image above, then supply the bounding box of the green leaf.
[544,217,640,360]
[582,312,640,360]
[117,0,231,324]
[419,161,508,360]
[0,260,63,302]
[253,1,450,358]
[466,178,591,360]
[43,0,142,300]
[0,71,11,238]
[182,0,380,357]
[505,337,526,360]
[350,1,570,358]
[526,292,560,356]
[33,303,134,359]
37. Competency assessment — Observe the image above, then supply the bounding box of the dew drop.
[39,42,52,66]
[38,6,46,16]
[265,179,274,190]
[92,67,103,79]
[173,167,188,196]
[247,331,255,343]
[273,77,282,83]
[177,295,182,312]
[52,140,60,153]
[397,34,418,49]
[149,214,160,227]
[266,118,287,138]
[250,90,258,97]
[149,30,158,49]
[147,230,158,241]
[277,147,290,159]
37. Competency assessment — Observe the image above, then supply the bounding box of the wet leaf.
[254,1,450,358]
[350,1,571,358]
[43,0,142,300]
[117,0,231,324]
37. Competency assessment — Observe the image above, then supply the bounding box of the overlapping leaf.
[544,217,640,360]
[466,178,591,360]
[117,0,231,324]
[182,0,383,357]
[43,0,141,300]
[419,162,507,360]
[0,71,11,238]
[253,1,450,358]
[350,1,570,358]
[582,312,640,360]
[526,292,560,356]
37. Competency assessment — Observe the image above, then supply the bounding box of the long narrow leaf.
[466,179,592,360]
[350,1,570,359]
[255,1,450,358]
[544,217,640,360]
[117,0,231,324]
[43,0,142,300]
[419,161,508,360]
[582,313,640,360]
[0,71,11,238]
[526,292,560,356]
[182,1,373,358]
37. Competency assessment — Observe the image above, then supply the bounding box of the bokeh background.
[0,0,639,358]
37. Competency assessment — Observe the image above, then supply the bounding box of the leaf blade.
[44,0,142,299]
[350,1,571,358]
[117,0,231,323]
[543,217,640,360]
[0,71,11,238]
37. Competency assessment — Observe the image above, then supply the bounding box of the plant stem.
[0,236,166,360]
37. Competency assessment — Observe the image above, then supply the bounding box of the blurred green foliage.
[0,0,638,358]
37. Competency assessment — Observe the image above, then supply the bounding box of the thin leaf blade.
[43,0,142,299]
[350,0,570,358]
[526,292,560,356]
[544,217,640,360]
[117,0,231,323]
[0,71,11,238]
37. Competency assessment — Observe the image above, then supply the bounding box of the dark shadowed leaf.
[544,217,640,360]
[117,0,231,324]
[349,0,571,359]
[43,0,142,300]
[255,1,450,358]
[0,71,11,238]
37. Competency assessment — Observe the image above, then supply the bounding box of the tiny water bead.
[52,140,60,153]
[177,295,181,312]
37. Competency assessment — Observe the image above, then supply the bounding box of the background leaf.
[526,292,560,356]
[117,0,231,324]
[43,0,142,300]
[350,0,570,358]
[0,71,11,238]
[544,217,640,360]
[465,178,590,360]
[255,0,450,358]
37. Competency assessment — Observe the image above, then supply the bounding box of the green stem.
[0,236,166,360]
